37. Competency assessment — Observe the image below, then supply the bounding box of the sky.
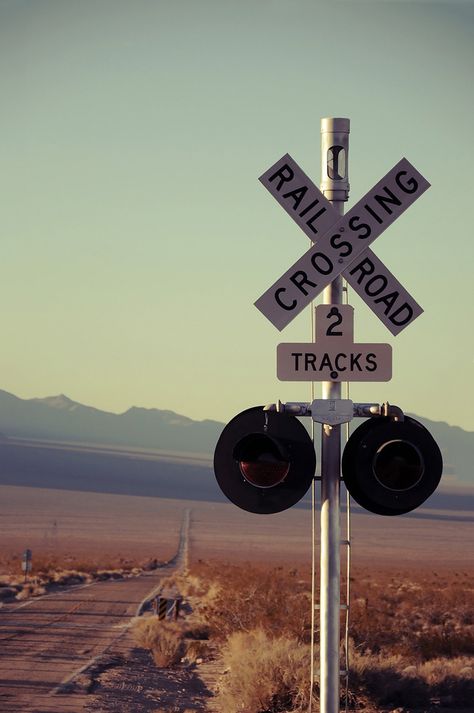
[0,0,473,431]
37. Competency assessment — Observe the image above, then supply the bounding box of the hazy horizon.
[1,386,473,434]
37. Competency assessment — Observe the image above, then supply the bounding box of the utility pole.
[319,117,350,713]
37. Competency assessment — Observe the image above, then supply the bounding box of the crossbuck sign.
[255,155,429,334]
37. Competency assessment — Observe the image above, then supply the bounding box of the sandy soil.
[188,497,473,571]
[0,485,187,570]
[0,484,472,712]
[1,484,471,574]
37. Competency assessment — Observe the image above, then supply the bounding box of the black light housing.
[342,415,443,516]
[214,406,316,514]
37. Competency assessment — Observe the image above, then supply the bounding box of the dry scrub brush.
[132,617,185,668]
[132,616,209,668]
[348,643,474,708]
[191,562,473,711]
[216,628,312,713]
[195,562,311,642]
[348,570,474,660]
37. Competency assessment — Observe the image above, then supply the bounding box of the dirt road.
[0,511,191,713]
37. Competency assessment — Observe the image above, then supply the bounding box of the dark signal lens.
[373,439,424,491]
[239,457,290,488]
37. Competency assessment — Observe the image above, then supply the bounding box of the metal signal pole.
[319,117,350,713]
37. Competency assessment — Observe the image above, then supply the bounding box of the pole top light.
[321,117,350,201]
[321,117,350,134]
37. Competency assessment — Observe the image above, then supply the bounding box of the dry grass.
[348,646,474,709]
[0,558,157,602]
[132,618,186,668]
[0,552,161,578]
[216,628,311,713]
[189,561,474,712]
[196,563,311,643]
[14,582,47,600]
[348,569,473,660]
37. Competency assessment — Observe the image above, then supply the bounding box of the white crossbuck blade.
[255,154,429,334]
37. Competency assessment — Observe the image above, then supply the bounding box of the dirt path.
[83,506,225,713]
[0,511,194,712]
[83,632,222,713]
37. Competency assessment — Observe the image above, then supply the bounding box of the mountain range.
[0,390,221,455]
[0,389,472,487]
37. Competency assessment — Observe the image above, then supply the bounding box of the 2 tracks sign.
[277,304,392,382]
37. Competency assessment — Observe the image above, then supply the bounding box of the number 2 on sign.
[315,304,354,342]
[326,307,343,336]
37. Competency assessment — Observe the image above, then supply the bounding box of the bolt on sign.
[255,154,429,334]
[277,304,392,382]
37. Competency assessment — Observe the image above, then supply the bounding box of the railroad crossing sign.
[255,154,429,333]
[277,304,392,382]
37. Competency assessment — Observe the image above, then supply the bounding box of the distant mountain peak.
[123,405,193,425]
[33,394,79,411]
[0,389,471,483]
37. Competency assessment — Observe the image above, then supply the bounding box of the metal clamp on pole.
[352,401,405,421]
[352,402,382,418]
[311,399,354,426]
[263,401,312,416]
[263,400,405,423]
[381,402,405,421]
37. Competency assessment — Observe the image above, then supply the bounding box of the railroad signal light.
[214,406,316,514]
[342,416,443,516]
[233,433,290,488]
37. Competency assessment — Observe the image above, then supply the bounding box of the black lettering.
[329,232,352,257]
[395,170,418,194]
[275,288,297,311]
[326,307,343,336]
[290,270,316,296]
[268,163,294,191]
[348,256,375,284]
[320,353,333,371]
[374,187,402,215]
[299,198,320,218]
[389,302,414,326]
[348,215,372,239]
[350,353,362,371]
[364,203,384,224]
[335,353,347,371]
[305,207,327,234]
[374,290,399,315]
[310,251,333,275]
[304,353,317,371]
[291,352,303,370]
[365,274,389,297]
[366,353,377,372]
[282,185,307,210]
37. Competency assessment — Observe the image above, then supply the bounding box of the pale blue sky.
[0,0,473,429]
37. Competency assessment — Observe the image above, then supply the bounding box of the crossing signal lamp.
[214,406,316,514]
[342,415,443,516]
[215,403,442,517]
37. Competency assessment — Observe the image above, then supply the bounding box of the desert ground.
[0,481,471,571]
[0,482,472,712]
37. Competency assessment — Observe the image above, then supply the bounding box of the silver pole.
[319,117,350,713]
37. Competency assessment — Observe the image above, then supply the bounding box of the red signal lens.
[239,457,290,488]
